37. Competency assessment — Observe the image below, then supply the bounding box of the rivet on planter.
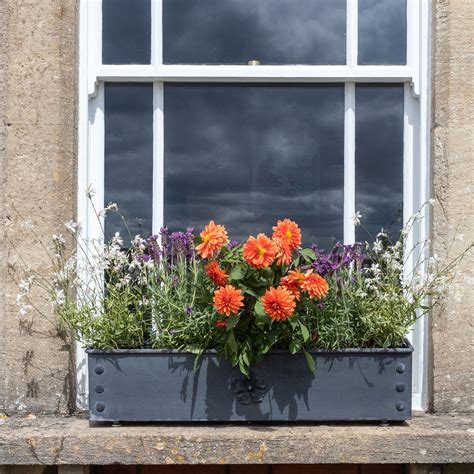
[396,401,406,411]
[95,402,105,412]
[95,366,104,375]
[396,363,405,374]
[396,382,405,392]
[95,385,104,394]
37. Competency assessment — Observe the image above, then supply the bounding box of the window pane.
[104,83,153,241]
[103,0,151,64]
[358,0,407,65]
[355,85,404,241]
[163,0,346,65]
[164,84,344,249]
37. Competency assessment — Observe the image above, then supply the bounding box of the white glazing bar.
[87,0,102,96]
[346,0,358,67]
[406,0,421,97]
[96,65,414,83]
[151,0,163,66]
[344,83,356,244]
[152,82,164,234]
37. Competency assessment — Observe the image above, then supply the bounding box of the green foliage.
[14,199,472,377]
[147,256,218,354]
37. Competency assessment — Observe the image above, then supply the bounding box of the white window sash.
[77,0,432,411]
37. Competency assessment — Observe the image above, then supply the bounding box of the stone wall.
[431,0,474,413]
[0,0,78,414]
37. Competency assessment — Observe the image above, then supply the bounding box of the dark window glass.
[164,84,344,249]
[163,0,346,65]
[103,0,151,64]
[355,84,404,241]
[104,83,153,242]
[358,0,407,65]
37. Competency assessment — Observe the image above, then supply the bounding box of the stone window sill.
[0,413,472,465]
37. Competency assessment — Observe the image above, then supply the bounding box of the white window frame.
[77,0,432,411]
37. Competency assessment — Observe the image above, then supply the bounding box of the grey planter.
[87,342,413,423]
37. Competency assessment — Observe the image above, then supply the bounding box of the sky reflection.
[164,84,345,248]
[104,83,154,242]
[103,0,151,64]
[358,0,407,65]
[163,0,346,65]
[355,84,404,241]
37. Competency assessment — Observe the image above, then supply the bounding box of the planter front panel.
[87,348,412,422]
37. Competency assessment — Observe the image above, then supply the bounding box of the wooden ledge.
[0,413,472,465]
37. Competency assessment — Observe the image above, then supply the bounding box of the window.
[78,0,431,410]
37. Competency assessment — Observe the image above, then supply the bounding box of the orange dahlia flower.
[280,269,306,300]
[274,239,293,266]
[261,286,296,321]
[196,220,229,259]
[301,272,329,299]
[242,233,276,268]
[272,219,301,252]
[205,261,228,287]
[213,285,244,317]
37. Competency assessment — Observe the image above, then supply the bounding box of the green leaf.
[227,331,238,355]
[242,286,259,298]
[267,328,280,346]
[226,314,240,331]
[186,344,203,354]
[240,350,250,367]
[254,300,266,318]
[229,265,245,281]
[288,316,299,330]
[289,340,302,354]
[239,360,249,377]
[303,350,316,374]
[260,343,270,355]
[193,351,204,370]
[260,267,273,278]
[299,321,310,342]
[300,248,317,262]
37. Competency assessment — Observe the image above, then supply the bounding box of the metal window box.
[87,342,413,423]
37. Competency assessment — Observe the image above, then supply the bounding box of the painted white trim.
[77,1,105,408]
[94,65,414,86]
[346,0,358,68]
[407,0,421,97]
[151,0,162,66]
[77,0,90,410]
[87,0,102,96]
[152,82,164,234]
[413,0,432,412]
[343,82,356,244]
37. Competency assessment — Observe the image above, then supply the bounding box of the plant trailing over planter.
[14,198,470,376]
[12,197,472,421]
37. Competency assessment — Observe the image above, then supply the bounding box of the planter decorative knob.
[396,363,405,374]
[232,372,267,405]
[395,401,406,411]
[395,383,405,392]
